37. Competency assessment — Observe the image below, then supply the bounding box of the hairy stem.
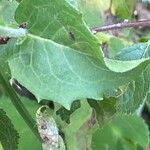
[0,25,27,37]
[91,19,150,33]
[0,69,41,141]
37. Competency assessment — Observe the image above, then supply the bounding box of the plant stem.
[91,19,150,33]
[0,69,41,141]
[0,25,27,37]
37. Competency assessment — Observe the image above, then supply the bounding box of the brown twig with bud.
[91,19,150,34]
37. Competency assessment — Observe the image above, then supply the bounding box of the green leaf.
[117,68,150,113]
[0,96,42,150]
[6,34,150,109]
[108,37,126,58]
[15,0,103,59]
[64,100,92,150]
[96,33,132,58]
[0,142,4,150]
[92,115,149,150]
[0,0,18,26]
[56,100,80,123]
[0,0,149,109]
[0,108,19,150]
[111,0,136,19]
[0,0,146,109]
[115,43,150,61]
[77,0,104,27]
[104,57,150,73]
[88,98,117,125]
[115,42,150,113]
[15,0,22,3]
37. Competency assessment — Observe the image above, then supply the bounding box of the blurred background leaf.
[0,108,19,150]
[92,115,149,150]
[0,96,42,150]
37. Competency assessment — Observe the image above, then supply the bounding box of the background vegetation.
[0,0,150,149]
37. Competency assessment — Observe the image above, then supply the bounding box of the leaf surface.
[7,34,150,108]
[0,96,42,150]
[1,0,150,109]
[92,115,149,150]
[64,100,93,150]
[0,108,19,150]
[1,0,149,109]
[115,42,150,113]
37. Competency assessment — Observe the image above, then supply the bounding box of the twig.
[91,19,150,33]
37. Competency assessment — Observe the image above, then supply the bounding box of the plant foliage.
[0,0,150,149]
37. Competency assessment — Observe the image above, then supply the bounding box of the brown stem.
[91,19,150,33]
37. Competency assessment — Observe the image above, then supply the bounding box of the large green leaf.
[7,34,150,109]
[0,0,150,109]
[15,0,103,59]
[0,0,149,108]
[0,108,19,150]
[92,115,149,150]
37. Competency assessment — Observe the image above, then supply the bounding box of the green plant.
[0,0,150,149]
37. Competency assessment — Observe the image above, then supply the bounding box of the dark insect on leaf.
[0,37,10,45]
[19,22,27,29]
[69,31,75,41]
[10,79,36,100]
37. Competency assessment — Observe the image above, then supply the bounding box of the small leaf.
[88,98,116,125]
[92,115,149,150]
[64,100,92,150]
[56,100,80,123]
[111,0,136,19]
[0,108,19,150]
[115,43,150,61]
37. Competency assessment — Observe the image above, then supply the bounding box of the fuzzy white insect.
[36,106,65,150]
